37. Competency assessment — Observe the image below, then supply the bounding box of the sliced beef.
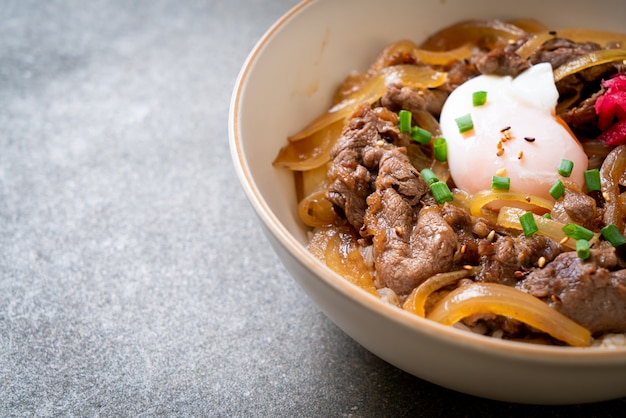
[550,187,603,230]
[374,147,429,207]
[445,59,481,90]
[326,103,459,297]
[440,203,497,266]
[476,234,562,286]
[475,37,530,77]
[326,105,402,230]
[365,203,459,296]
[529,38,601,70]
[558,88,603,133]
[380,84,449,118]
[518,246,626,334]
[363,154,456,296]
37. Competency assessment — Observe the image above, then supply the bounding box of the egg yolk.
[439,63,588,202]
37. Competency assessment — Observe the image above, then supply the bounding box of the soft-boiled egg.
[439,62,588,202]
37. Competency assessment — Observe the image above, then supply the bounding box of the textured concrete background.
[1,0,624,416]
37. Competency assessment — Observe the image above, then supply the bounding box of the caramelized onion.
[553,49,626,82]
[366,39,474,68]
[582,139,613,160]
[403,267,480,317]
[300,163,330,197]
[405,143,433,172]
[413,44,474,66]
[419,19,527,51]
[308,226,378,296]
[516,29,626,60]
[467,190,554,221]
[427,282,592,347]
[297,190,337,227]
[600,145,626,234]
[496,206,589,250]
[273,119,344,170]
[289,65,447,142]
[555,90,582,114]
[412,109,442,136]
[430,160,451,185]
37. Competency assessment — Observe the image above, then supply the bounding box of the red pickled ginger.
[595,72,626,145]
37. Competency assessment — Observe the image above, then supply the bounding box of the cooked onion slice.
[308,226,379,296]
[427,282,592,347]
[289,65,447,141]
[413,44,474,66]
[298,163,329,199]
[496,206,590,250]
[370,40,473,72]
[273,119,344,171]
[553,49,626,82]
[516,29,626,60]
[297,190,337,227]
[412,109,442,137]
[403,267,480,317]
[467,190,554,221]
[419,19,527,51]
[600,145,626,234]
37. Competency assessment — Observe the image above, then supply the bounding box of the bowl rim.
[229,0,626,363]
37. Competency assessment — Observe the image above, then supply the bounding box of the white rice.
[377,287,400,307]
[591,333,626,349]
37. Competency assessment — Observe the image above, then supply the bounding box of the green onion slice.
[576,239,591,260]
[455,113,474,133]
[433,137,447,162]
[472,91,487,106]
[600,224,626,247]
[430,181,453,204]
[420,168,439,185]
[399,110,412,133]
[411,126,432,144]
[558,159,574,177]
[491,175,510,191]
[562,223,594,241]
[519,211,538,237]
[584,168,601,192]
[549,179,565,200]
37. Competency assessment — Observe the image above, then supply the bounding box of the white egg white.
[440,62,588,201]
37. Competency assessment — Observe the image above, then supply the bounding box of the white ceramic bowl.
[230,0,626,404]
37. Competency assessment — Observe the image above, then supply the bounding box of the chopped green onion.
[411,126,432,144]
[472,91,487,106]
[558,159,574,177]
[491,175,510,191]
[549,179,565,200]
[542,213,552,219]
[519,212,538,237]
[576,239,591,260]
[584,168,601,192]
[455,113,474,133]
[562,223,594,241]
[433,137,447,162]
[429,181,453,204]
[420,168,439,185]
[600,224,626,247]
[399,110,412,133]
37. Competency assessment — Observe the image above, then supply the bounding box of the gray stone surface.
[0,0,624,416]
